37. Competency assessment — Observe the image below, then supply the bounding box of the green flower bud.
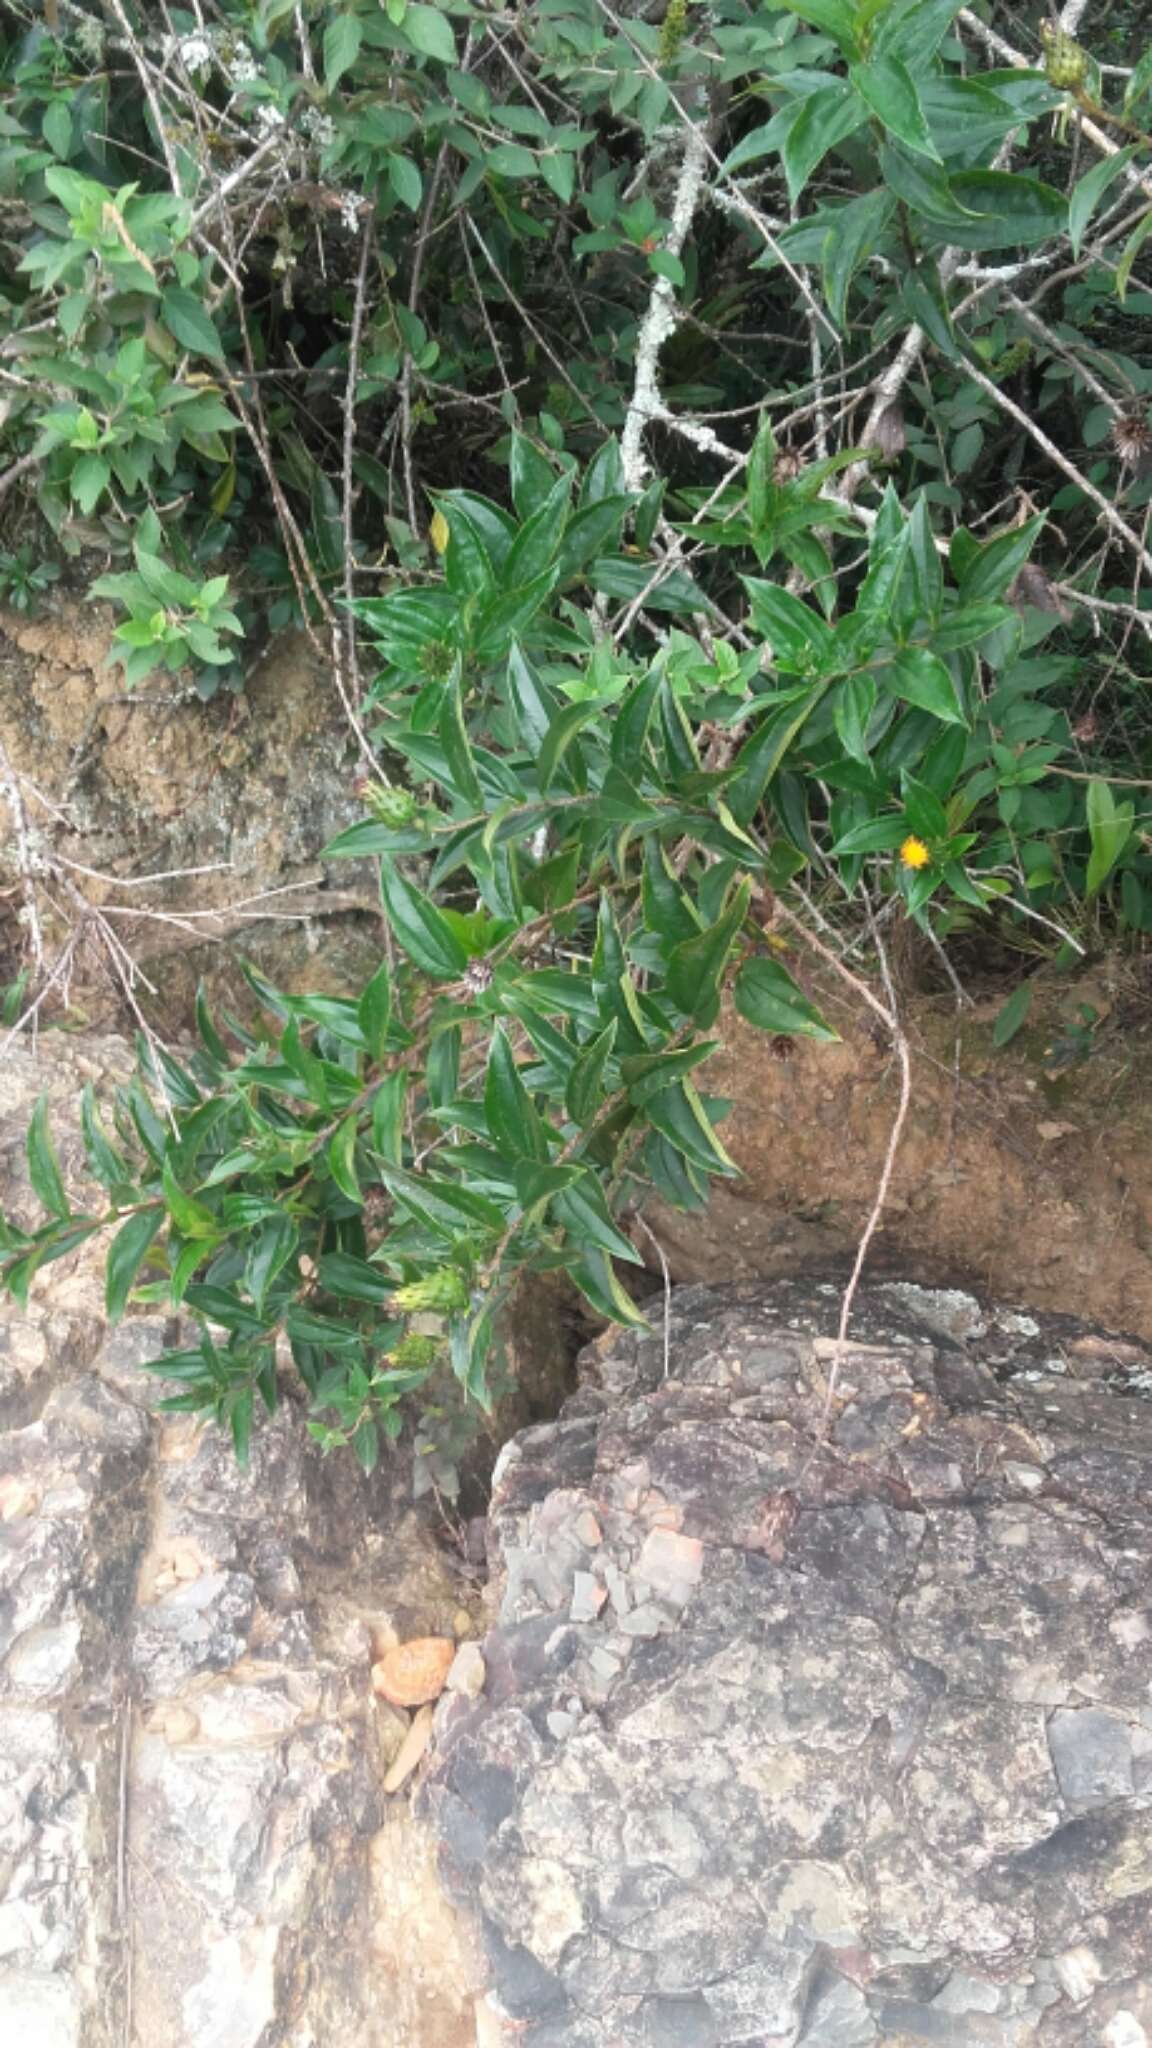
[359,782,418,828]
[393,1268,470,1315]
[388,1332,443,1372]
[659,0,688,66]
[1039,22,1089,90]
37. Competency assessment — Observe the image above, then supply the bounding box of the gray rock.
[1047,1706,1135,1809]
[426,1277,1152,2047]
[0,1036,486,2048]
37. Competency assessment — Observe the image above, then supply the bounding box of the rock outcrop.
[0,1036,485,2048]
[426,1278,1152,2048]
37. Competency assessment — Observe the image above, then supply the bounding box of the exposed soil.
[640,949,1152,1342]
[0,599,384,1025]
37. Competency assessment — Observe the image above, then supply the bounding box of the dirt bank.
[642,950,1152,1341]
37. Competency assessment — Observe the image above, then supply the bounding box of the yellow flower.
[900,835,931,870]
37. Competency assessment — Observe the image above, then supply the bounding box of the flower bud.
[1040,22,1089,90]
[394,1268,470,1315]
[357,782,419,828]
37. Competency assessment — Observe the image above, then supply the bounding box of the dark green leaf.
[954,517,1044,603]
[538,701,598,793]
[851,56,941,161]
[328,1117,361,1202]
[379,863,469,979]
[27,1096,70,1219]
[781,83,868,205]
[567,1249,650,1329]
[992,982,1032,1047]
[358,961,393,1061]
[834,675,877,764]
[485,1027,551,1161]
[942,173,1067,251]
[734,956,838,1040]
[883,648,967,723]
[566,1021,617,1124]
[665,879,750,1026]
[644,1080,738,1177]
[1085,779,1134,895]
[106,1206,164,1321]
[554,1174,643,1265]
[1069,146,1138,258]
[743,579,833,669]
[247,1214,298,1311]
[316,1251,395,1302]
[370,1070,406,1163]
[161,287,225,361]
[403,2,457,62]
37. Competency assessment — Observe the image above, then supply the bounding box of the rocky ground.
[426,1278,1152,2048]
[0,1036,489,2048]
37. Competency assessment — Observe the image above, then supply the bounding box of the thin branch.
[620,114,711,492]
[963,356,1152,583]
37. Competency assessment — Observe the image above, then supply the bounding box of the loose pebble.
[446,1640,486,1699]
[371,1635,455,1707]
[382,1703,434,1794]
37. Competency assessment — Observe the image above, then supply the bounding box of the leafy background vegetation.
[1,0,1150,1465]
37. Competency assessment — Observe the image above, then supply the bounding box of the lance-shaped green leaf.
[1085,780,1135,895]
[27,1096,70,1219]
[106,1206,165,1321]
[80,1084,133,1192]
[643,841,703,953]
[851,56,941,161]
[328,1116,361,1202]
[665,879,751,1025]
[358,960,393,1062]
[644,1079,738,1177]
[567,1248,650,1329]
[882,648,968,724]
[734,956,838,1040]
[161,1159,218,1240]
[379,863,470,979]
[247,1214,299,1312]
[485,1027,552,1161]
[554,1173,643,1265]
[565,1021,618,1125]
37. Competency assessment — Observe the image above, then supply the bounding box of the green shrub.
[3,0,1152,1458]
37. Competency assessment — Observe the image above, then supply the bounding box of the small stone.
[574,1511,603,1547]
[546,1710,577,1741]
[1105,2017,1149,2048]
[0,1475,37,1521]
[1003,1463,1046,1493]
[931,1972,1002,2014]
[1052,1947,1103,2003]
[618,1602,666,1638]
[446,1641,486,1699]
[589,1647,624,1679]
[382,1703,435,1794]
[453,1608,475,1639]
[5,1619,81,1697]
[637,1527,704,1605]
[569,1571,607,1624]
[371,1636,455,1707]
[1048,1706,1134,1808]
[602,1562,631,1616]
